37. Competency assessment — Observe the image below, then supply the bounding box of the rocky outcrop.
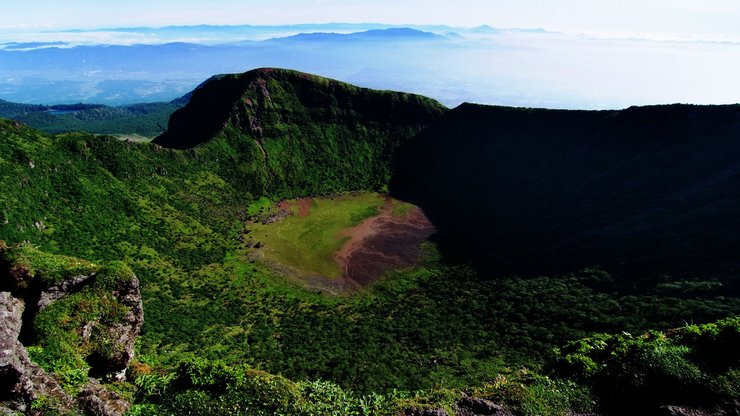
[0,292,75,414]
[660,403,740,416]
[455,397,513,416]
[659,406,714,416]
[78,379,131,416]
[0,244,142,416]
[37,274,94,311]
[92,274,143,382]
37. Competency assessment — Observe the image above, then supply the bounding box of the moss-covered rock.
[0,243,142,415]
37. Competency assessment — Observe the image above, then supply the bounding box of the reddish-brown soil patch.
[296,198,313,218]
[334,200,435,286]
[276,198,313,218]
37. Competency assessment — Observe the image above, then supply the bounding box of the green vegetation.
[0,99,180,137]
[1,243,98,285]
[30,285,129,388]
[1,70,739,414]
[155,69,447,196]
[247,193,387,279]
[128,358,595,416]
[553,316,740,413]
[0,244,136,395]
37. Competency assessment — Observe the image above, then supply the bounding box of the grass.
[247,193,387,279]
[246,196,275,217]
[1,243,99,285]
[391,201,415,218]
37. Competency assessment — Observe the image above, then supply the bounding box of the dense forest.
[0,99,181,137]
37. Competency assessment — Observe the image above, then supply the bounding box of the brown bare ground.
[334,198,435,286]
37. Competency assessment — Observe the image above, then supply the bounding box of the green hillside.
[0,69,738,415]
[154,68,446,195]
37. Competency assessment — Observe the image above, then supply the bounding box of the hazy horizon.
[4,0,739,42]
[0,2,738,109]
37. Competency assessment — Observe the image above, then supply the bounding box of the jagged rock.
[0,292,75,414]
[103,275,143,381]
[0,292,26,398]
[455,397,512,416]
[78,379,130,416]
[0,405,22,415]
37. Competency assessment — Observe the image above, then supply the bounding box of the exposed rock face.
[37,274,94,311]
[660,406,713,416]
[0,292,74,414]
[659,404,740,416]
[0,292,25,381]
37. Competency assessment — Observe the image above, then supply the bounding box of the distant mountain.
[0,41,68,50]
[0,99,48,118]
[392,103,740,283]
[61,23,396,36]
[271,28,445,43]
[0,26,466,106]
[471,25,500,34]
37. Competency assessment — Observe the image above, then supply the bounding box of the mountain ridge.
[153,67,445,196]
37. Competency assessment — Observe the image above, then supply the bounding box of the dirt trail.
[334,198,435,286]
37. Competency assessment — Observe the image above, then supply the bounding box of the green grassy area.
[246,196,275,217]
[391,200,415,218]
[247,193,387,279]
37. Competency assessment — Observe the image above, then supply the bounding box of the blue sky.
[2,0,739,41]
